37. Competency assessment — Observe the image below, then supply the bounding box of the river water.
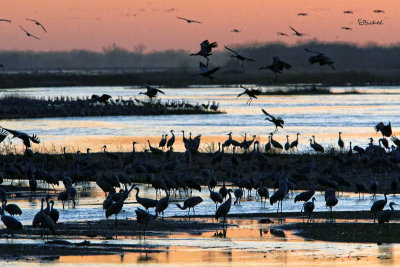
[0,85,399,153]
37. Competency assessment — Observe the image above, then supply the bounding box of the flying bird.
[224,46,255,68]
[304,48,335,70]
[190,40,218,66]
[139,84,165,99]
[19,25,40,40]
[277,32,288,36]
[177,16,201,24]
[1,127,40,148]
[194,62,219,80]
[91,94,112,104]
[373,10,385,13]
[237,85,262,105]
[0,19,11,23]
[26,19,47,32]
[341,27,352,30]
[259,56,291,80]
[297,13,308,16]
[231,29,240,33]
[343,11,354,14]
[262,109,284,131]
[289,26,308,37]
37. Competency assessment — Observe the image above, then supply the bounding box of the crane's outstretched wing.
[224,46,239,56]
[262,109,274,119]
[0,19,11,23]
[289,26,299,34]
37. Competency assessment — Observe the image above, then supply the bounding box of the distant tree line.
[1,41,400,73]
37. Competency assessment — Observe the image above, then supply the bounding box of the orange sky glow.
[0,0,398,52]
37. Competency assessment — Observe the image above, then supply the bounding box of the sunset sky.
[0,0,398,52]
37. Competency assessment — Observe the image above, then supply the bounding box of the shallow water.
[1,86,399,152]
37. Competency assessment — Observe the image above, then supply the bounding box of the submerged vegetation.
[0,95,223,119]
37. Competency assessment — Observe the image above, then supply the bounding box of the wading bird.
[297,13,308,16]
[309,136,324,153]
[237,85,262,105]
[26,18,47,32]
[0,204,22,238]
[303,197,316,223]
[91,94,112,104]
[190,40,218,66]
[224,46,255,68]
[338,132,344,150]
[0,19,11,23]
[231,29,240,33]
[262,109,284,131]
[135,208,157,238]
[373,10,385,13]
[177,16,202,24]
[289,26,308,37]
[135,187,158,212]
[277,32,288,36]
[19,25,40,40]
[343,11,353,14]
[378,202,396,225]
[375,122,392,137]
[341,27,352,30]
[176,196,203,216]
[371,193,387,223]
[305,48,335,70]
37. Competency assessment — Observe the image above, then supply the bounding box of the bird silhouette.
[289,26,308,37]
[1,126,40,148]
[190,40,217,66]
[305,48,335,70]
[237,85,262,105]
[19,25,40,40]
[194,62,219,80]
[177,16,202,23]
[139,84,165,100]
[262,109,284,131]
[378,202,396,224]
[259,56,291,81]
[26,18,47,32]
[224,46,255,68]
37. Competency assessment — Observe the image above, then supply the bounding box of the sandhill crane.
[297,13,308,16]
[370,178,379,199]
[289,26,308,37]
[338,132,344,151]
[49,200,59,224]
[325,189,338,220]
[194,62,220,80]
[211,144,224,166]
[290,133,300,149]
[224,46,255,68]
[277,32,288,36]
[176,196,203,216]
[210,101,219,111]
[167,130,175,149]
[379,137,389,150]
[233,188,243,205]
[219,179,228,200]
[341,27,352,30]
[343,10,353,14]
[373,10,385,13]
[0,19,11,23]
[1,126,40,148]
[209,186,223,209]
[378,202,396,225]
[106,197,125,226]
[156,190,170,218]
[270,176,288,214]
[371,193,387,223]
[310,136,324,153]
[177,16,202,24]
[3,199,22,217]
[19,25,40,39]
[231,29,240,33]
[135,187,158,211]
[258,182,269,207]
[215,189,233,229]
[148,140,163,156]
[284,135,290,151]
[265,135,272,151]
[261,109,284,131]
[375,122,392,137]
[0,204,22,238]
[139,84,165,100]
[135,208,157,238]
[159,134,167,150]
[26,18,47,32]
[303,197,316,223]
[259,57,291,80]
[190,40,217,66]
[237,85,262,105]
[270,133,283,150]
[355,182,367,199]
[91,94,112,104]
[353,145,365,154]
[294,189,315,211]
[33,199,56,237]
[305,48,335,69]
